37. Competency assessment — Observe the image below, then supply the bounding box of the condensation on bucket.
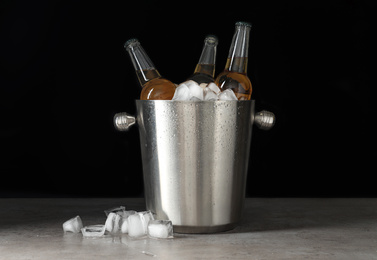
[136,100,254,233]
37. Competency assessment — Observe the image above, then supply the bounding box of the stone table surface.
[0,198,376,259]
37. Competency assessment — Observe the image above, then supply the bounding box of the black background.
[0,0,374,197]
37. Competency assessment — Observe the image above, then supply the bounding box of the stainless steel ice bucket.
[114,100,274,233]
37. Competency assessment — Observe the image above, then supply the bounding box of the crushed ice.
[62,206,173,239]
[172,80,237,101]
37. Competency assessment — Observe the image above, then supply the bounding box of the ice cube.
[184,80,199,89]
[147,220,174,239]
[190,96,202,101]
[62,215,83,233]
[114,214,121,232]
[185,80,204,100]
[199,83,208,89]
[140,211,154,232]
[127,211,154,238]
[207,82,221,94]
[119,210,137,219]
[120,210,137,234]
[127,214,144,237]
[172,83,191,101]
[104,206,125,216]
[218,89,238,100]
[105,212,121,233]
[204,87,219,101]
[81,225,106,237]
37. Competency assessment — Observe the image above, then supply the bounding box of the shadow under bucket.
[114,100,274,233]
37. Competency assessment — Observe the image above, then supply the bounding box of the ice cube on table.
[81,225,106,237]
[62,215,83,233]
[104,206,125,216]
[127,211,155,238]
[140,211,155,231]
[114,214,121,232]
[127,214,144,238]
[120,210,137,233]
[119,210,137,219]
[218,89,238,100]
[147,220,174,239]
[105,212,121,233]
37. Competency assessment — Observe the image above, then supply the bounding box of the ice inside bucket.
[114,100,274,233]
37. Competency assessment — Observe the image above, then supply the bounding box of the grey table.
[0,198,376,259]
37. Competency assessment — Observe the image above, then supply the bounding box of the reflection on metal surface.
[115,100,275,233]
[114,112,136,131]
[254,110,275,130]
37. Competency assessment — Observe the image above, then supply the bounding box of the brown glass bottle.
[215,22,252,100]
[124,38,176,100]
[187,35,218,84]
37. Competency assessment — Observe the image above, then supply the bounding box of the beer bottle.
[124,38,176,100]
[187,35,218,84]
[215,22,252,100]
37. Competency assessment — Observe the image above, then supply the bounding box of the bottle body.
[140,77,176,100]
[187,35,218,84]
[215,69,252,100]
[215,22,252,100]
[125,39,176,100]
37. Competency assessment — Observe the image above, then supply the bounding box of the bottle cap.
[204,35,218,45]
[235,21,252,28]
[124,38,140,50]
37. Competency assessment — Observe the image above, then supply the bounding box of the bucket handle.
[254,110,275,130]
[114,110,275,131]
[113,112,136,131]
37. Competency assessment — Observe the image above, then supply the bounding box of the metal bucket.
[114,100,274,233]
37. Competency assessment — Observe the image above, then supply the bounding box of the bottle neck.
[125,39,161,86]
[194,36,218,77]
[225,23,251,73]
